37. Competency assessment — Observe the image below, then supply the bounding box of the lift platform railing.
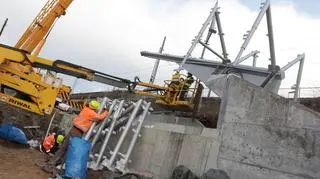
[157,74,201,109]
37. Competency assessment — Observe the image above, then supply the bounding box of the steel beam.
[266,5,277,71]
[294,54,305,101]
[236,50,260,65]
[149,36,166,83]
[198,40,226,62]
[280,54,305,72]
[215,11,228,60]
[0,18,8,37]
[140,51,282,79]
[179,1,218,69]
[233,0,270,64]
[200,14,216,59]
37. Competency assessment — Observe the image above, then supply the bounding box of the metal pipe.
[199,40,226,62]
[200,16,216,59]
[234,0,270,64]
[94,100,125,169]
[122,102,151,166]
[179,1,218,69]
[105,99,143,169]
[118,104,135,119]
[266,5,277,71]
[0,18,8,37]
[207,90,211,97]
[45,111,56,137]
[150,36,166,83]
[236,50,260,65]
[70,78,78,94]
[280,54,304,72]
[294,54,305,101]
[260,71,277,88]
[215,11,228,60]
[84,97,108,140]
[253,53,258,67]
[91,100,117,148]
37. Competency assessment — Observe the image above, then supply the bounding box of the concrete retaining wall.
[129,122,220,179]
[217,76,320,179]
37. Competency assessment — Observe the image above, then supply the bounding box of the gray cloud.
[1,0,320,94]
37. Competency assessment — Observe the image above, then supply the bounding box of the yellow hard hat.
[89,100,100,110]
[56,135,65,144]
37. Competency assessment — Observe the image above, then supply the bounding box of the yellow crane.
[0,0,132,115]
[0,0,203,116]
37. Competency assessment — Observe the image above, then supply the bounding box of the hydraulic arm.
[0,0,202,116]
[0,43,132,115]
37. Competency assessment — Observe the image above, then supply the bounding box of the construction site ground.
[0,139,51,179]
[0,139,103,179]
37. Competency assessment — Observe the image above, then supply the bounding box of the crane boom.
[1,0,200,115]
[15,0,73,54]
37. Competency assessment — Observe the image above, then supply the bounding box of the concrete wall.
[70,91,221,128]
[217,76,320,179]
[128,121,220,179]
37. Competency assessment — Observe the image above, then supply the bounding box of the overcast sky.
[1,0,320,94]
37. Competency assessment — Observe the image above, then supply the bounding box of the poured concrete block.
[217,76,320,179]
[219,123,320,177]
[218,159,308,179]
[288,103,320,130]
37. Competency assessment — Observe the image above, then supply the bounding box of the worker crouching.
[40,132,65,155]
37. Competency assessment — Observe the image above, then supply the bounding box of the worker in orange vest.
[72,100,109,134]
[42,100,109,173]
[40,133,65,154]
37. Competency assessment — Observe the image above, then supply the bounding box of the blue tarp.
[64,137,91,179]
[0,124,28,144]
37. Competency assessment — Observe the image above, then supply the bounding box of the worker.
[170,71,181,86]
[180,72,195,100]
[40,133,65,155]
[72,100,108,134]
[41,100,109,174]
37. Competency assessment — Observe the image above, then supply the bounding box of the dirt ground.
[0,139,104,179]
[0,139,51,179]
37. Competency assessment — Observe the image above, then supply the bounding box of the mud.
[0,139,51,179]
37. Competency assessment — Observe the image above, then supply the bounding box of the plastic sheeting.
[0,124,28,144]
[64,137,91,179]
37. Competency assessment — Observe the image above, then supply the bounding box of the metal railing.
[162,74,201,106]
[278,87,320,98]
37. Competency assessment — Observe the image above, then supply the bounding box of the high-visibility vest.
[43,134,56,152]
[72,107,109,133]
